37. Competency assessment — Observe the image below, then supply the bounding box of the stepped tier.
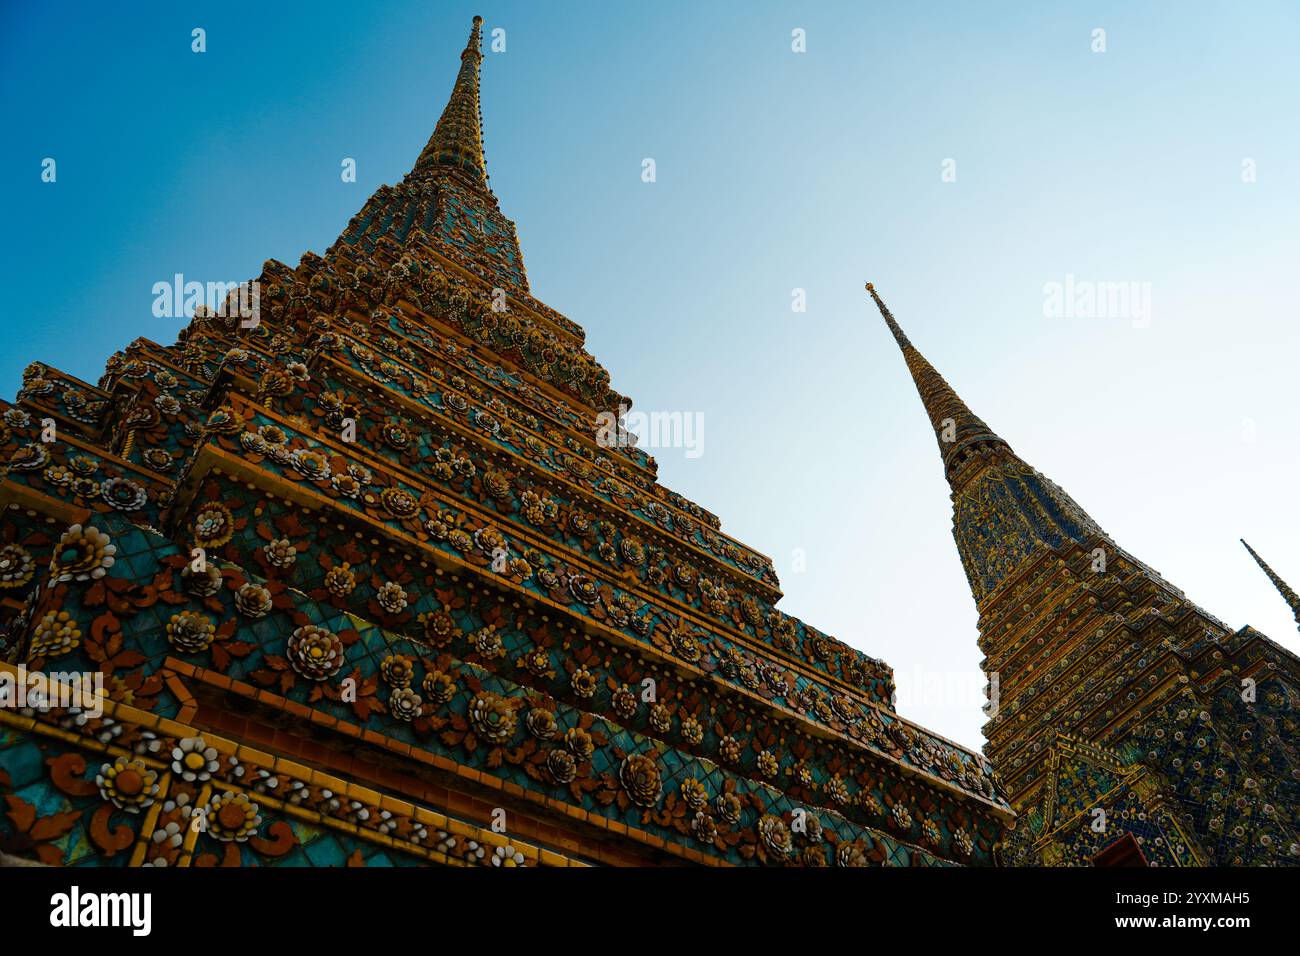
[0,202,1006,873]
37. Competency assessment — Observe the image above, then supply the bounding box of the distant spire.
[865,282,1010,477]
[413,16,489,189]
[1241,539,1300,633]
[866,281,1112,604]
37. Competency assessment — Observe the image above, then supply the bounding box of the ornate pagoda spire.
[866,282,1108,604]
[336,15,530,290]
[1241,539,1300,633]
[411,15,489,189]
[865,282,1011,482]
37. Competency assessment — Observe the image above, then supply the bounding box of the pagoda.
[0,18,1008,868]
[868,283,1300,866]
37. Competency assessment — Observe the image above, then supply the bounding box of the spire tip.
[411,16,490,188]
[1240,538,1300,630]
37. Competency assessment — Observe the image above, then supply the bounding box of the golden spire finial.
[865,282,1005,471]
[412,16,489,189]
[865,281,911,349]
[1241,539,1300,633]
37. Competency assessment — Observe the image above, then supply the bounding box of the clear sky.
[3,1,1298,750]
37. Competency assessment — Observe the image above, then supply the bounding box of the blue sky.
[3,1,1298,749]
